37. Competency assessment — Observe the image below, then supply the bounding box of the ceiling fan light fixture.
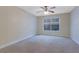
[44,11,49,15]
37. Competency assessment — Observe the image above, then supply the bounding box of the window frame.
[43,16,60,32]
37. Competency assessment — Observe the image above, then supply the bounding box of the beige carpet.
[0,35,79,53]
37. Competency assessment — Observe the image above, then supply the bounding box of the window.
[44,16,60,31]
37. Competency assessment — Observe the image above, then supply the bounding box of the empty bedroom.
[0,6,79,53]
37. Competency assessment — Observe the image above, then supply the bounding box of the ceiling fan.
[37,6,56,15]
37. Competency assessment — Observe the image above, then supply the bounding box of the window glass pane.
[44,24,51,30]
[52,18,59,22]
[51,24,59,31]
[44,19,51,23]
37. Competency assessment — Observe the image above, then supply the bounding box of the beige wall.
[0,7,36,46]
[36,13,70,37]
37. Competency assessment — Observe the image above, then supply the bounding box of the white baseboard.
[72,39,79,45]
[0,34,35,49]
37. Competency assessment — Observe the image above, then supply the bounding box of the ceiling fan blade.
[44,6,48,11]
[41,7,45,10]
[41,6,48,11]
[50,6,56,9]
[49,11,54,13]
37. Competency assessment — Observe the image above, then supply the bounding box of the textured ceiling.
[18,6,75,16]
